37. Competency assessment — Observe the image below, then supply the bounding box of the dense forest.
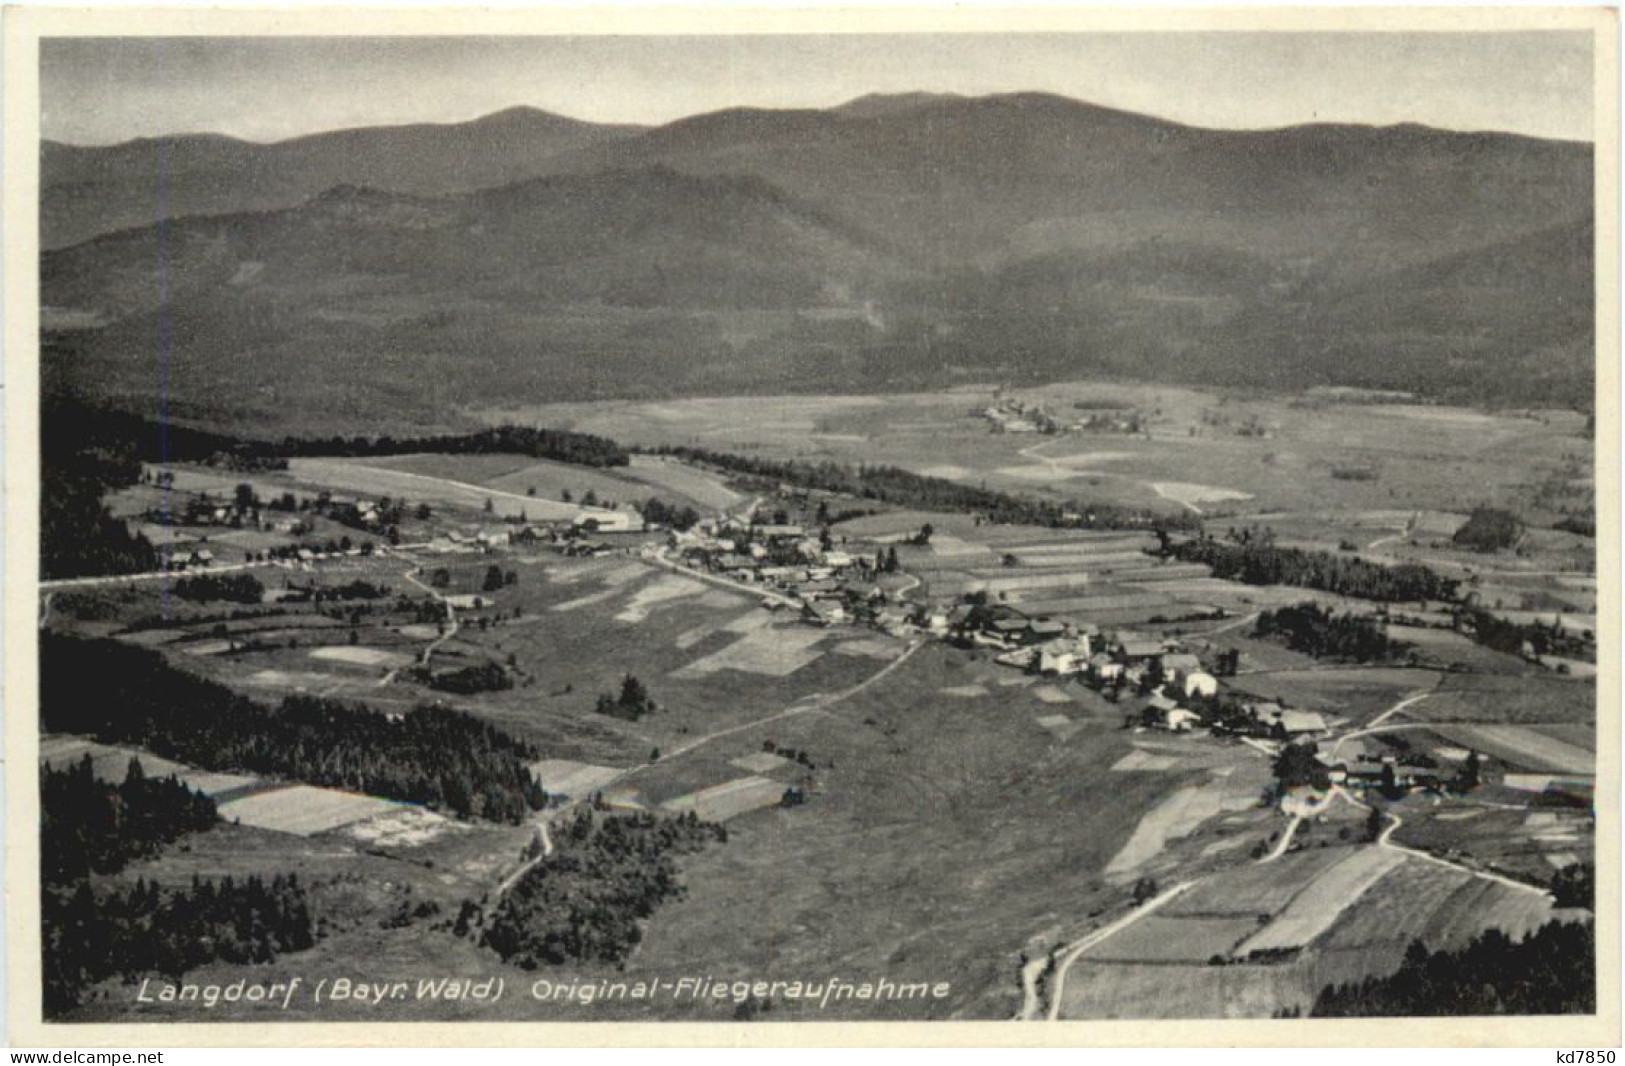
[1168,536,1460,603]
[1311,920,1594,1016]
[43,634,547,822]
[172,573,267,604]
[41,401,159,579]
[1254,604,1412,663]
[478,810,725,968]
[1452,507,1525,553]
[44,875,317,1017]
[645,445,1197,531]
[41,756,218,884]
[45,396,630,468]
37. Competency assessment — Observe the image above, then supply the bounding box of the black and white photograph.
[5,5,1617,1045]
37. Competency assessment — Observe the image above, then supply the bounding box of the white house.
[1181,671,1219,699]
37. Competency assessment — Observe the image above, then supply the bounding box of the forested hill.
[42,92,1594,430]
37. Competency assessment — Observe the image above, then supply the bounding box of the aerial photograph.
[30,28,1601,1027]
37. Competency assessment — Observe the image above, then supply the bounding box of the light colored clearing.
[1201,836,1256,858]
[528,760,623,798]
[244,669,340,689]
[1431,724,1594,775]
[1531,832,1581,845]
[731,751,792,774]
[627,455,742,510]
[118,628,189,647]
[182,771,262,797]
[615,574,707,622]
[833,637,898,659]
[310,646,411,668]
[1105,782,1227,877]
[994,464,1076,481]
[723,610,774,634]
[1235,848,1407,955]
[1523,812,1559,829]
[1432,809,1485,822]
[1112,751,1179,773]
[939,684,989,698]
[1546,852,1582,869]
[661,776,785,821]
[218,785,405,836]
[600,562,653,587]
[551,587,622,612]
[1033,685,1075,705]
[930,534,988,557]
[1369,404,1503,426]
[180,640,234,656]
[675,624,717,650]
[396,624,441,640]
[671,624,827,678]
[343,806,463,849]
[1150,482,1254,506]
[697,590,747,609]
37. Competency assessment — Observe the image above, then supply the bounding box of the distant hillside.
[41,107,647,249]
[40,93,1596,430]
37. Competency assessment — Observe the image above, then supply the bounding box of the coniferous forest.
[41,756,218,883]
[1168,536,1460,603]
[1311,920,1594,1017]
[479,810,726,968]
[1253,604,1413,663]
[43,634,548,822]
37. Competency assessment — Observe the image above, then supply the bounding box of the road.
[1019,440,1203,515]
[376,549,461,686]
[647,545,801,610]
[1035,881,1195,1021]
[40,558,280,591]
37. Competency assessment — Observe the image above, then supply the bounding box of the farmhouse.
[1038,636,1091,675]
[1180,671,1219,699]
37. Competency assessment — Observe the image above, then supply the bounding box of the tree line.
[476,810,725,968]
[1167,536,1460,603]
[41,756,218,884]
[43,634,548,822]
[642,445,1197,532]
[1310,920,1594,1016]
[1254,603,1413,663]
[44,875,316,1018]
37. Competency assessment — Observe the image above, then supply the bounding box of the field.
[215,785,408,837]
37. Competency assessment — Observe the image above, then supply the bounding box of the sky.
[41,32,1596,146]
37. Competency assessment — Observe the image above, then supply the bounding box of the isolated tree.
[483,565,504,593]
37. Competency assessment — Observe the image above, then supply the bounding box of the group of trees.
[1452,507,1525,553]
[272,426,629,468]
[1254,604,1413,663]
[41,402,160,579]
[478,810,725,968]
[44,875,316,1017]
[640,497,702,531]
[43,634,548,822]
[172,573,266,604]
[1310,920,1594,1016]
[1455,607,1595,664]
[41,756,217,884]
[643,446,1198,532]
[1167,536,1460,603]
[595,674,659,722]
[425,661,514,696]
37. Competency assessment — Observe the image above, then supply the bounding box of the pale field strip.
[1427,723,1595,775]
[626,455,743,510]
[1105,777,1241,878]
[1036,715,1083,740]
[1083,914,1262,963]
[614,574,707,622]
[217,784,407,836]
[1111,751,1180,772]
[528,759,623,798]
[1148,482,1254,506]
[730,751,792,775]
[675,623,718,650]
[244,668,344,690]
[831,636,898,659]
[1420,878,1559,950]
[1059,957,1310,1021]
[1012,592,1172,614]
[1316,855,1473,952]
[1546,851,1583,868]
[287,457,580,520]
[1163,847,1352,918]
[180,640,233,656]
[1032,684,1075,705]
[660,775,785,821]
[309,645,413,668]
[1234,847,1407,955]
[670,623,827,678]
[938,684,989,698]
